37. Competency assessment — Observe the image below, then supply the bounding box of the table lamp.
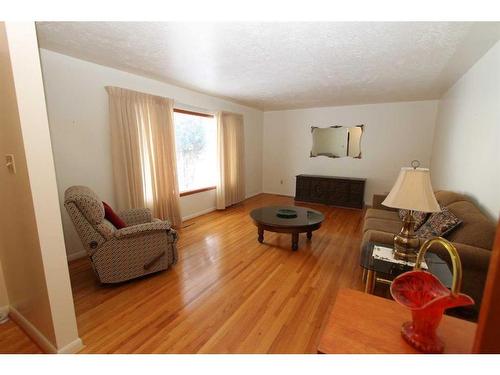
[382,161,440,261]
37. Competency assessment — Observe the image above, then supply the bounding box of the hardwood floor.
[0,320,43,354]
[1,193,366,353]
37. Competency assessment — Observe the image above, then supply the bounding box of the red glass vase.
[391,270,474,353]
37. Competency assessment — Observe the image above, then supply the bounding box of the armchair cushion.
[103,201,127,229]
[114,221,172,239]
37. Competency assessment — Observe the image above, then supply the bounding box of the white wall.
[431,40,500,220]
[0,22,81,353]
[263,101,439,203]
[39,49,263,258]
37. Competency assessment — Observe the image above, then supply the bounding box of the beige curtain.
[216,111,245,209]
[106,86,181,226]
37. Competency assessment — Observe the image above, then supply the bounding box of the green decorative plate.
[276,208,298,219]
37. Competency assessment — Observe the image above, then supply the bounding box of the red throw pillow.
[102,201,127,229]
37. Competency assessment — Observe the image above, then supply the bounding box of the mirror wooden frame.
[310,124,364,159]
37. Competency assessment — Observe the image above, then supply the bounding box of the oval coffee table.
[250,206,325,251]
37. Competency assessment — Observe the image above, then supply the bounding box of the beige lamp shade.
[382,167,440,212]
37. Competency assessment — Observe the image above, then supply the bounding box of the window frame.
[173,108,217,197]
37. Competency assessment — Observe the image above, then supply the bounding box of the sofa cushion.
[364,208,400,222]
[363,217,403,235]
[398,209,429,230]
[416,207,462,239]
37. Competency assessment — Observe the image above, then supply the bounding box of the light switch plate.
[5,154,16,174]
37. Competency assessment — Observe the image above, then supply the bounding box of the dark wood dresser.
[295,174,366,209]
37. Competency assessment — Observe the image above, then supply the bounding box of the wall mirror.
[310,125,364,158]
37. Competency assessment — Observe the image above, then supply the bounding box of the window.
[173,109,217,195]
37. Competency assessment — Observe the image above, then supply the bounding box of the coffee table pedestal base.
[255,225,319,251]
[250,206,324,252]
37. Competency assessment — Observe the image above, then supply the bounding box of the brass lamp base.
[393,210,420,262]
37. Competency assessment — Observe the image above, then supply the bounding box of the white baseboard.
[9,306,83,354]
[262,190,294,197]
[57,337,84,354]
[182,207,217,221]
[0,305,9,319]
[67,250,87,262]
[9,306,57,353]
[245,191,263,199]
[180,191,263,222]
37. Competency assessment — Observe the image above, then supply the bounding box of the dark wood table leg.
[292,232,299,251]
[258,227,264,243]
[307,231,312,240]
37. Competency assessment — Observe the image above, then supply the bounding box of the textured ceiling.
[35,22,500,110]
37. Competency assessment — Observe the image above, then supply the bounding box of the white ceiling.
[36,22,500,110]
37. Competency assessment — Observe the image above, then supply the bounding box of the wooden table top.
[318,288,477,354]
[249,205,324,228]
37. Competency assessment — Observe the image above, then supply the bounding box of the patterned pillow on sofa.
[398,209,429,230]
[416,207,462,239]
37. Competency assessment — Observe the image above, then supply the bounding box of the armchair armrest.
[114,221,172,239]
[118,208,153,226]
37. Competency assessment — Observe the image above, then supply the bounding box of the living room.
[1,0,500,371]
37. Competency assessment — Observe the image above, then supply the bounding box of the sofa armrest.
[432,242,491,312]
[428,242,491,271]
[457,243,491,272]
[118,208,153,226]
[114,221,172,239]
[372,194,396,211]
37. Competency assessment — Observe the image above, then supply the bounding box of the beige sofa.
[362,190,496,317]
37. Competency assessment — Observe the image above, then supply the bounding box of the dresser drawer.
[295,175,365,209]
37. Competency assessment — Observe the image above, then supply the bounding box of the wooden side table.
[317,288,477,354]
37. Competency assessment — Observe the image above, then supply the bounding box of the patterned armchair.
[64,186,178,283]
